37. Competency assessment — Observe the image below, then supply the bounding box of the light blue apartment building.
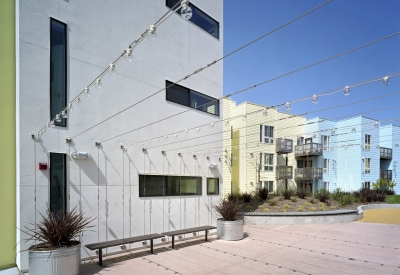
[295,116,399,194]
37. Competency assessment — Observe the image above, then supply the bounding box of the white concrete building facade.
[16,0,223,270]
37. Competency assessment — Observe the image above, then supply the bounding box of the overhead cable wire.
[70,0,334,140]
[129,90,400,149]
[98,32,400,143]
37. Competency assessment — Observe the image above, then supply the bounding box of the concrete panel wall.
[17,0,223,270]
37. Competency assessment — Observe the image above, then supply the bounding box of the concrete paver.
[78,221,400,275]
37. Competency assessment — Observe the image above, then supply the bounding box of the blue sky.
[223,0,400,125]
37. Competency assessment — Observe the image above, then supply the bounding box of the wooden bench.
[161,225,217,249]
[85,233,163,266]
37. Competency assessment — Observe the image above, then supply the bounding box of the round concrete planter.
[29,243,81,275]
[217,219,244,241]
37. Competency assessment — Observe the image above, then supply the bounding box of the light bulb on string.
[147,25,157,41]
[67,103,73,112]
[55,114,61,123]
[262,108,268,117]
[95,79,102,89]
[124,47,133,62]
[312,94,318,104]
[61,110,67,119]
[109,64,116,76]
[84,87,90,97]
[76,97,82,106]
[374,121,379,128]
[344,85,350,96]
[50,121,55,128]
[381,76,390,86]
[285,102,291,111]
[181,0,192,20]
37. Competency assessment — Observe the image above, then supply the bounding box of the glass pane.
[51,19,67,127]
[207,178,219,194]
[50,153,66,215]
[190,5,219,38]
[139,175,164,197]
[180,177,201,195]
[165,176,180,196]
[190,90,219,115]
[166,81,190,106]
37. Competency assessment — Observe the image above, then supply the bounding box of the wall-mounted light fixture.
[71,152,91,160]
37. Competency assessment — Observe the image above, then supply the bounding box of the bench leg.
[172,236,175,249]
[98,249,103,267]
[150,239,154,254]
[205,230,208,242]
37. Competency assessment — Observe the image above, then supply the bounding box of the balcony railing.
[276,166,293,179]
[295,143,323,157]
[276,138,293,154]
[294,167,323,180]
[380,147,392,159]
[380,169,392,180]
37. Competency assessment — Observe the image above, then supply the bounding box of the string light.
[55,114,61,123]
[61,111,67,119]
[109,64,116,76]
[262,108,268,117]
[124,47,133,62]
[285,102,291,111]
[95,79,102,89]
[312,94,318,104]
[50,121,55,128]
[147,25,157,41]
[181,0,192,20]
[381,76,390,86]
[76,97,82,106]
[344,85,350,96]
[84,87,90,97]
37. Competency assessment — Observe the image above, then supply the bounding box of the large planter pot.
[217,219,244,241]
[29,243,81,275]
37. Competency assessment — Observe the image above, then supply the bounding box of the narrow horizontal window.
[139,175,202,197]
[166,0,219,38]
[207,178,219,195]
[166,81,219,116]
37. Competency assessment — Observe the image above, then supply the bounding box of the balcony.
[276,166,293,179]
[295,143,323,157]
[294,167,323,180]
[380,169,392,180]
[276,138,293,154]
[380,147,392,159]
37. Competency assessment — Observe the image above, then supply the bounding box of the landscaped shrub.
[214,200,241,221]
[332,188,346,201]
[310,207,317,211]
[240,191,254,203]
[305,202,312,207]
[257,188,269,200]
[283,204,290,210]
[354,187,386,203]
[263,208,270,213]
[291,197,297,203]
[296,190,308,199]
[339,194,355,206]
[330,205,336,210]
[297,206,305,212]
[372,178,396,191]
[384,189,395,195]
[226,192,241,202]
[315,189,330,203]
[308,197,316,204]
[267,199,277,206]
[281,188,295,200]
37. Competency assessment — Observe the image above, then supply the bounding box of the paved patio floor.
[81,221,400,275]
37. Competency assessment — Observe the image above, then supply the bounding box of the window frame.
[207,178,219,195]
[260,181,274,193]
[165,0,220,39]
[50,152,67,215]
[364,158,371,174]
[323,158,330,174]
[165,80,219,116]
[139,175,202,197]
[260,125,274,144]
[322,135,330,151]
[364,134,371,150]
[50,18,67,127]
[323,182,330,190]
[363,181,371,189]
[261,153,274,171]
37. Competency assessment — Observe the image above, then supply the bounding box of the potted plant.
[21,207,94,275]
[214,200,244,241]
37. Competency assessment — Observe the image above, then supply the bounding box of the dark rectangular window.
[139,175,202,197]
[166,81,219,116]
[166,0,219,38]
[207,178,219,195]
[50,19,67,127]
[50,153,67,215]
